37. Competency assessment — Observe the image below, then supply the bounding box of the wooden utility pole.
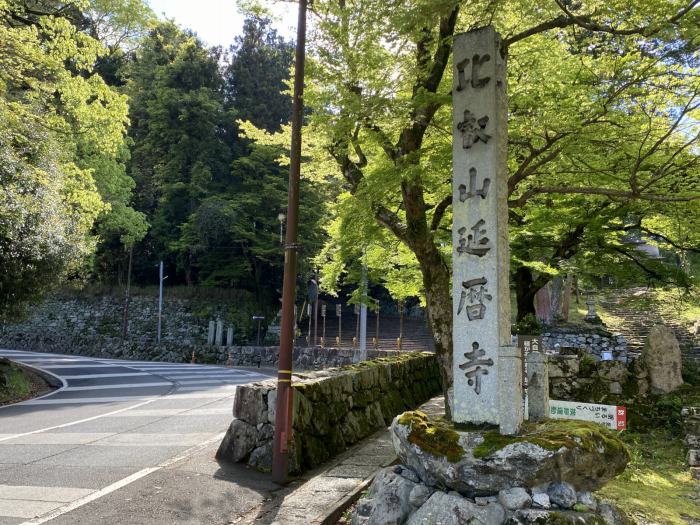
[272,0,307,485]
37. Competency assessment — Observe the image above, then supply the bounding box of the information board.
[549,400,627,431]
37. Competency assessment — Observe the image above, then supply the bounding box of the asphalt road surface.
[0,349,274,525]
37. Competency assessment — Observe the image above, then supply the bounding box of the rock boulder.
[642,325,683,394]
[391,411,629,497]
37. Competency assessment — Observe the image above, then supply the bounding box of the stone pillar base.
[499,346,523,435]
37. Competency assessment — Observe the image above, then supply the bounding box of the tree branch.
[639,227,700,254]
[503,0,700,50]
[509,186,700,208]
[430,195,452,231]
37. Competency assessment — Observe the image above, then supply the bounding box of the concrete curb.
[314,457,398,525]
[17,361,64,389]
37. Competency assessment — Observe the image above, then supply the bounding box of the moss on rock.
[397,410,629,468]
[473,419,630,462]
[398,411,465,463]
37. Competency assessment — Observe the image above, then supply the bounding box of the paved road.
[0,349,274,525]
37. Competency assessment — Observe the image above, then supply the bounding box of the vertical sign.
[452,27,510,425]
[518,335,542,388]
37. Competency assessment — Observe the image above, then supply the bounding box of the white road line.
[7,358,85,363]
[175,379,229,385]
[166,392,237,398]
[42,364,134,369]
[151,369,238,374]
[21,396,160,405]
[177,385,238,393]
[0,397,163,442]
[20,433,226,525]
[105,408,230,417]
[0,362,68,410]
[62,382,172,391]
[60,373,152,379]
[162,374,243,383]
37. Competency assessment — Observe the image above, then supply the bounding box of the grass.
[597,429,700,525]
[0,358,31,404]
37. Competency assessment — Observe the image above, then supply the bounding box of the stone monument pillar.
[452,27,522,434]
[215,318,224,346]
[207,320,215,345]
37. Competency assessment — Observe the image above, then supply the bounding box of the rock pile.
[353,411,631,525]
[548,353,651,403]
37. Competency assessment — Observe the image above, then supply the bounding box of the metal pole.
[321,304,326,347]
[399,300,403,349]
[307,303,312,346]
[313,298,318,346]
[272,0,307,485]
[338,306,342,347]
[157,261,163,344]
[121,246,133,338]
[358,256,368,361]
[354,304,359,347]
[375,302,380,349]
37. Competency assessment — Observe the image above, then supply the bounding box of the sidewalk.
[240,395,445,525]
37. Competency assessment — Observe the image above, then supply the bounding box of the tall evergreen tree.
[224,16,293,132]
[125,22,233,284]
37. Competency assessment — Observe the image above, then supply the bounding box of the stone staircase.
[599,288,700,363]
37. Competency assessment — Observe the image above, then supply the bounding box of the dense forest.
[0,0,328,321]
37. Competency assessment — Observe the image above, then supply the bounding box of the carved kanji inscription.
[459,167,490,201]
[458,342,494,395]
[457,277,493,320]
[457,219,491,257]
[456,54,491,91]
[457,110,490,149]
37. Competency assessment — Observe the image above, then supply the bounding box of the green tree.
[293,0,700,406]
[224,15,293,132]
[125,22,233,283]
[0,0,130,319]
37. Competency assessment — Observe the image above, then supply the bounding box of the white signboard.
[549,400,627,431]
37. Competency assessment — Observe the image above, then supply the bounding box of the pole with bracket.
[272,0,307,485]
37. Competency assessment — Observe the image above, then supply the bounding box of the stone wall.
[0,294,409,370]
[541,326,628,360]
[216,352,442,473]
[548,351,648,404]
[683,407,700,480]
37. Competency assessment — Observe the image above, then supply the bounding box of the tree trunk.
[535,285,552,324]
[550,276,564,321]
[414,242,453,419]
[561,273,572,321]
[514,266,538,322]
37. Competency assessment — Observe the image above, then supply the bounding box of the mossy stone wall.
[218,352,442,473]
[548,352,649,406]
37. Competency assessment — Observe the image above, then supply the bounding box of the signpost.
[336,303,342,346]
[549,400,627,431]
[517,335,542,391]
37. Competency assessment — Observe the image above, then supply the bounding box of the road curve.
[0,349,274,525]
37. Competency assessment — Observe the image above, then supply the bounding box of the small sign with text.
[549,400,627,431]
